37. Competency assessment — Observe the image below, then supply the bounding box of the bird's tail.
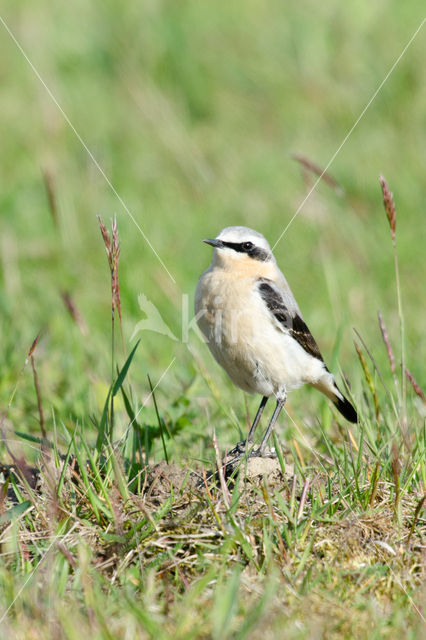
[332,392,357,423]
[313,375,357,423]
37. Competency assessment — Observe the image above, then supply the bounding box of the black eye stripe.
[221,241,253,253]
[220,241,270,262]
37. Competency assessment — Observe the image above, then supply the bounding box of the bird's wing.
[270,265,304,316]
[257,278,324,362]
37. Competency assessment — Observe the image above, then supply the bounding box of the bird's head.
[203,226,274,271]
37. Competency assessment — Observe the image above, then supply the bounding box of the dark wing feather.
[258,280,324,362]
[290,314,324,361]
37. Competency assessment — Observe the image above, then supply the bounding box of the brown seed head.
[379,176,396,240]
[27,332,41,362]
[111,217,122,321]
[97,215,112,270]
[405,367,426,405]
[97,215,121,319]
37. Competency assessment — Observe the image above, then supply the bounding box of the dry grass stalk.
[404,367,426,405]
[30,355,46,440]
[379,175,396,242]
[97,215,122,323]
[212,431,231,508]
[61,291,89,336]
[292,153,343,195]
[202,468,226,533]
[2,333,42,468]
[378,311,396,378]
[292,438,305,468]
[57,542,77,569]
[98,215,124,439]
[391,442,401,521]
[368,461,381,507]
[111,219,122,324]
[407,495,426,545]
[379,176,406,423]
[43,169,58,228]
[0,481,8,516]
[297,477,310,522]
[26,331,41,364]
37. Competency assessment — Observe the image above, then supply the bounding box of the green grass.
[0,1,425,638]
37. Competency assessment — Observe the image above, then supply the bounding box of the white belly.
[195,272,326,396]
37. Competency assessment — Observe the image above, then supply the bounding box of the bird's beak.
[203,238,223,248]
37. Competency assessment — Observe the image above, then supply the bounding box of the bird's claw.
[226,440,248,458]
[197,442,279,489]
[225,441,277,464]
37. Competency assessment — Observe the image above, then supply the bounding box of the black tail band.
[334,395,357,423]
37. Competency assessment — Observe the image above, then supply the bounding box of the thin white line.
[394,578,426,624]
[115,357,176,448]
[0,15,176,284]
[0,12,179,622]
[0,523,78,624]
[272,16,426,251]
[0,358,175,623]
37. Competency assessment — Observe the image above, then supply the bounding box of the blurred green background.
[0,1,425,454]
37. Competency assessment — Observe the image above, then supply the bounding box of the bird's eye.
[242,242,253,251]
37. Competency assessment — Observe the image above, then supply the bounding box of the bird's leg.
[247,396,268,442]
[258,393,286,456]
[227,396,268,458]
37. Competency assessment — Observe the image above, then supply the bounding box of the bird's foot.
[197,443,280,489]
[250,446,277,459]
[225,442,277,465]
[226,440,248,458]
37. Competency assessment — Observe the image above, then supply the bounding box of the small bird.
[195,226,357,455]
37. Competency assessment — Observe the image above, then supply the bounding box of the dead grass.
[0,442,424,639]
[0,179,425,639]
